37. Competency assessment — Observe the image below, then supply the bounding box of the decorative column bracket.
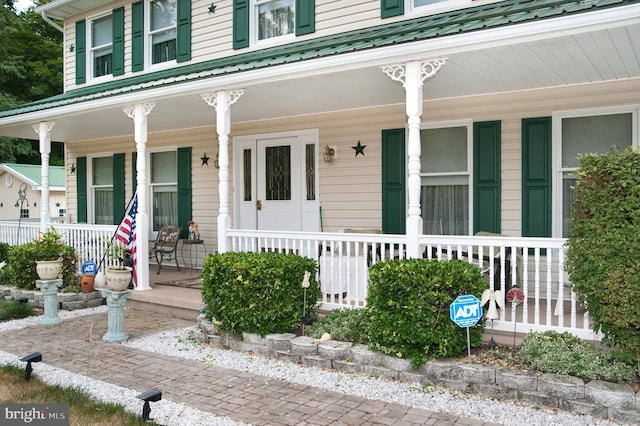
[381,58,448,88]
[201,90,245,112]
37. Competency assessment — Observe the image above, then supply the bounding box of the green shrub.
[7,228,78,290]
[0,299,34,321]
[519,331,637,383]
[307,308,369,344]
[201,251,321,337]
[566,147,640,370]
[365,258,486,367]
[0,243,10,263]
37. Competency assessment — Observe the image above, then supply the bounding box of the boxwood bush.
[7,241,77,290]
[201,251,321,337]
[365,258,486,367]
[566,147,640,372]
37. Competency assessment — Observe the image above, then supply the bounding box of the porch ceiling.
[1,19,639,142]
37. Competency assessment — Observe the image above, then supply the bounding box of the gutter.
[40,11,63,33]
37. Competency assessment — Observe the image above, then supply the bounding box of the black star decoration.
[208,2,217,13]
[201,153,210,166]
[352,141,366,157]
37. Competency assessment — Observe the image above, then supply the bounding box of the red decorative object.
[506,287,525,304]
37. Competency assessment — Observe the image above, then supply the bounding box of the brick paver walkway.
[0,309,500,425]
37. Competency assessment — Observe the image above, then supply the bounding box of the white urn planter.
[35,260,62,280]
[105,266,133,291]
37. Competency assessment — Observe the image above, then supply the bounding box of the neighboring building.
[0,164,66,222]
[0,0,638,293]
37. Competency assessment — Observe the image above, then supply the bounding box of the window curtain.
[258,1,294,40]
[421,185,469,235]
[153,189,178,230]
[95,189,113,224]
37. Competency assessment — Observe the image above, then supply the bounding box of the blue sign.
[449,294,483,328]
[81,260,97,275]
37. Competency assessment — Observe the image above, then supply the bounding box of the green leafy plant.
[566,147,640,374]
[519,331,637,383]
[35,227,66,261]
[201,251,322,337]
[306,308,369,344]
[8,228,78,290]
[0,299,34,321]
[104,238,128,269]
[365,258,486,368]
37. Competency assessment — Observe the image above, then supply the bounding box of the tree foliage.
[0,1,64,165]
[566,147,640,372]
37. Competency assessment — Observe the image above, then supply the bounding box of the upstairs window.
[90,14,113,78]
[411,0,470,14]
[149,0,177,65]
[256,0,294,42]
[233,0,315,49]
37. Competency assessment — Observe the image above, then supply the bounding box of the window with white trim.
[148,0,177,65]
[410,0,470,14]
[420,123,472,235]
[20,209,29,219]
[150,150,177,231]
[91,156,114,225]
[555,108,636,238]
[89,14,113,78]
[255,0,294,43]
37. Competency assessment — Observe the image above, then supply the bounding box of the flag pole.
[95,191,138,276]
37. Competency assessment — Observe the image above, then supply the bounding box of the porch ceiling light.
[323,145,336,163]
[137,389,162,422]
[19,352,42,381]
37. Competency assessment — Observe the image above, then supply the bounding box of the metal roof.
[0,163,66,189]
[2,0,636,119]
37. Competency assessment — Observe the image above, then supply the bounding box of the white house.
[0,163,66,222]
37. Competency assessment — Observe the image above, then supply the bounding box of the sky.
[15,0,34,11]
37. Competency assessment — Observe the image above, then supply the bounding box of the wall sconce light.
[70,163,76,174]
[323,145,336,163]
[137,389,162,422]
[19,352,42,381]
[214,152,220,169]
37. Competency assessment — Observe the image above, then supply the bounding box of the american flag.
[115,192,138,287]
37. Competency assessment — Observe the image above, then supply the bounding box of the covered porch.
[0,221,597,342]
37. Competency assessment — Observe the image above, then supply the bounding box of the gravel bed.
[0,308,631,426]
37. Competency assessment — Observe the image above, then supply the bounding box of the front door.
[234,130,320,232]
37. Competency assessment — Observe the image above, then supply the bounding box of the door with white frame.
[234,130,320,233]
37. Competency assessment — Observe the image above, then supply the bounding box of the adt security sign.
[450,294,483,328]
[81,260,97,275]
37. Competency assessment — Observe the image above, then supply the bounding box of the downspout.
[40,12,64,33]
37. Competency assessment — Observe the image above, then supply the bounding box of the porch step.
[128,285,204,321]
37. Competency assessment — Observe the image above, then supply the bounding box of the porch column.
[124,103,155,291]
[202,90,244,253]
[33,121,55,233]
[382,59,447,258]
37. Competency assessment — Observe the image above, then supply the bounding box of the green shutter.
[382,129,406,234]
[131,1,144,72]
[381,0,403,18]
[233,0,250,49]
[295,0,315,36]
[473,121,501,234]
[131,151,137,194]
[522,117,552,238]
[112,7,125,76]
[76,157,87,222]
[75,20,86,84]
[113,153,126,224]
[176,0,192,62]
[177,147,192,239]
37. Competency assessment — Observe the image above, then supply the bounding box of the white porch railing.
[0,221,117,272]
[229,229,600,341]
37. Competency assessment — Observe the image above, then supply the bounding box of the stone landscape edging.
[195,315,639,424]
[0,285,104,311]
